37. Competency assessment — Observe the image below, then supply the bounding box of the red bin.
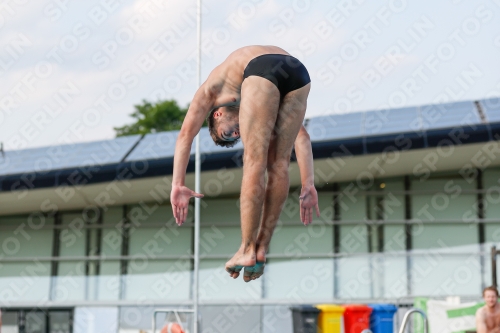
[342,305,372,333]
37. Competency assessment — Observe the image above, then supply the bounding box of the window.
[124,205,191,300]
[54,213,87,301]
[410,175,481,297]
[0,215,53,302]
[199,198,262,300]
[265,192,334,299]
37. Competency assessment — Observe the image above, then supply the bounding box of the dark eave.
[0,122,498,192]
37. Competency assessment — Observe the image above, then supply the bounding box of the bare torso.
[207,45,290,107]
[477,305,500,332]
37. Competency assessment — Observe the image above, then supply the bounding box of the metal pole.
[493,246,498,288]
[193,0,202,331]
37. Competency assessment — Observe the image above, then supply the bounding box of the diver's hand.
[171,185,204,225]
[299,185,320,225]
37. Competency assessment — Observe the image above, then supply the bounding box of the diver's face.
[213,108,240,141]
[218,120,240,141]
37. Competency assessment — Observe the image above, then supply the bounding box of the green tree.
[115,99,189,137]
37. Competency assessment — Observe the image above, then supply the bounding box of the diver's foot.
[225,248,256,279]
[243,244,267,282]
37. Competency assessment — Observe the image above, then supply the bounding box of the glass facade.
[1,168,499,332]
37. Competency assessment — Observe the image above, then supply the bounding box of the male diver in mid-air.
[171,45,320,282]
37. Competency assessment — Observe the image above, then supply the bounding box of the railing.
[152,308,195,333]
[398,308,428,333]
[492,246,500,287]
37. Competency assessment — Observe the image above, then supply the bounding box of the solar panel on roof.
[307,112,364,142]
[420,101,480,130]
[125,131,180,161]
[125,128,243,162]
[0,99,490,177]
[364,107,420,136]
[0,135,142,176]
[481,97,500,123]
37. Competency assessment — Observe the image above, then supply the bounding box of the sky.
[0,0,499,151]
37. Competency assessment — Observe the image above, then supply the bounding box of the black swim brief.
[243,54,311,99]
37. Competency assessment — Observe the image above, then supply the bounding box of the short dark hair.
[207,108,239,148]
[483,286,499,297]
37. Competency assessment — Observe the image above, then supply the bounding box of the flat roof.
[0,98,498,192]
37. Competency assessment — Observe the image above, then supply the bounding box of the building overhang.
[0,122,498,216]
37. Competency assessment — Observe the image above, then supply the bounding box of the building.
[0,98,499,333]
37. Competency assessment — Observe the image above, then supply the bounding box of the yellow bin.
[316,304,345,333]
